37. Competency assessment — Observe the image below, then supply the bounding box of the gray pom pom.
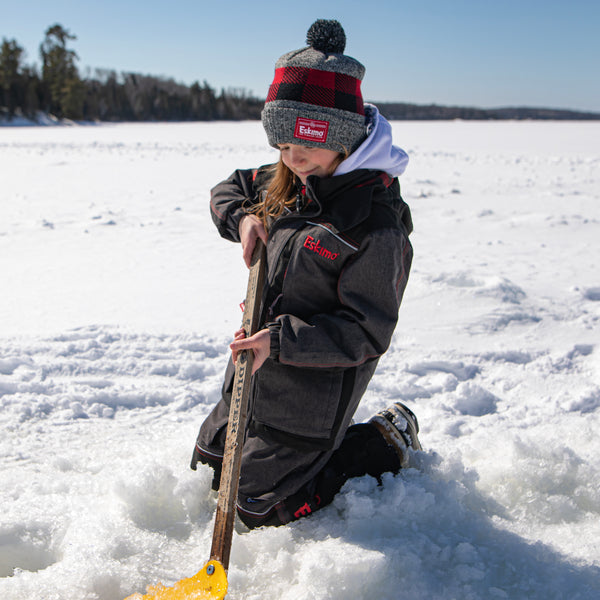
[306,19,346,54]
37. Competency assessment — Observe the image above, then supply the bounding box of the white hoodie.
[334,104,409,178]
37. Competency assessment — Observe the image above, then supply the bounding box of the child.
[191,19,422,528]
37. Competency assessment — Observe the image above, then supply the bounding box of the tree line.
[375,102,600,121]
[0,24,263,122]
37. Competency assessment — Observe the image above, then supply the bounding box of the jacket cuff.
[267,321,281,361]
[229,206,250,242]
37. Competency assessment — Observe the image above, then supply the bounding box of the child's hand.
[239,214,268,268]
[230,328,270,374]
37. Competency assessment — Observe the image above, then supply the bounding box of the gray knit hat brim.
[262,101,366,154]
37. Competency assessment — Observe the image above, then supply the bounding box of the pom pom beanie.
[261,19,367,154]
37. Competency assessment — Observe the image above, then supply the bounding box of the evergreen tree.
[39,24,82,119]
[0,38,24,118]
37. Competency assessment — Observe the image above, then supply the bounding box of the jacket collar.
[304,169,395,231]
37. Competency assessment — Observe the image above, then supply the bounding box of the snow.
[1,119,599,599]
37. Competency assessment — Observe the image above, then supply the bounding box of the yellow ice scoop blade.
[125,560,228,600]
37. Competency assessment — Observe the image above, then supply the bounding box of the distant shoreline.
[2,103,599,126]
[374,103,600,121]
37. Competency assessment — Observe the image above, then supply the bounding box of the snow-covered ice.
[1,120,599,599]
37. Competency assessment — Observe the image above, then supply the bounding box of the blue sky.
[2,0,599,112]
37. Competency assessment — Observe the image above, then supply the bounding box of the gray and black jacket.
[210,164,413,452]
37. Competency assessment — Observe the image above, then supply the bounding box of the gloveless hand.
[230,328,271,374]
[239,214,268,268]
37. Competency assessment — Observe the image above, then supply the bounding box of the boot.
[369,402,422,468]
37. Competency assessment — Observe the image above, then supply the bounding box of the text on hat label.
[294,117,329,143]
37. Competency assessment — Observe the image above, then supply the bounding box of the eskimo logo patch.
[303,235,338,260]
[294,118,329,143]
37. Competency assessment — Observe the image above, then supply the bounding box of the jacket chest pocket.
[277,230,349,318]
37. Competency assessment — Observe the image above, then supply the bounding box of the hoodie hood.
[333,104,409,178]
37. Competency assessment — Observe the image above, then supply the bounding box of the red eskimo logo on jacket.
[303,235,338,260]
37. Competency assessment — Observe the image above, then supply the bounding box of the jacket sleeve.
[209,168,258,242]
[269,226,413,368]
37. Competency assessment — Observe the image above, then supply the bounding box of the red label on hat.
[294,117,329,143]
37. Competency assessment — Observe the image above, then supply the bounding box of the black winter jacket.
[210,165,413,452]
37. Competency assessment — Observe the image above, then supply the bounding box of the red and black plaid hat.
[262,20,367,153]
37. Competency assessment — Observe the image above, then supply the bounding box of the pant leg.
[191,397,332,518]
[237,423,401,528]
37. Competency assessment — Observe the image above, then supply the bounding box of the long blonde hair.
[251,150,347,229]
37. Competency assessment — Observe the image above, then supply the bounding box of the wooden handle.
[209,240,266,570]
